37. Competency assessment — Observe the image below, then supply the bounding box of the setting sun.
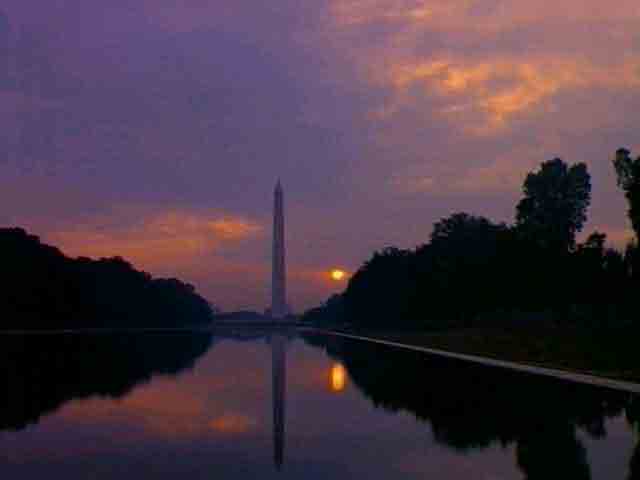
[330,269,347,281]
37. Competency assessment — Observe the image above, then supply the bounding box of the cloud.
[209,413,257,434]
[326,0,640,132]
[330,0,640,31]
[47,209,264,270]
[210,218,262,240]
[330,0,437,26]
[386,57,640,132]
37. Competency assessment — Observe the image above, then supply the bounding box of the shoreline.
[307,327,640,394]
[4,324,640,393]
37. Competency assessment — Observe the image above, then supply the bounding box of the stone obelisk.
[271,180,287,318]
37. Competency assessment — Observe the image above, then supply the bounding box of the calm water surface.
[0,329,637,479]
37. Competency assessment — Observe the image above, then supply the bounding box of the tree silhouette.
[303,293,345,326]
[516,158,591,252]
[419,213,511,324]
[342,247,414,328]
[301,156,633,329]
[430,212,507,248]
[0,228,214,329]
[614,148,640,244]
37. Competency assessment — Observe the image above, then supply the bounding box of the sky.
[1,1,640,312]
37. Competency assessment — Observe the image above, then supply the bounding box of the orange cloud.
[47,209,263,270]
[331,0,640,31]
[331,0,439,26]
[386,58,640,132]
[209,413,257,434]
[211,218,262,240]
[327,0,640,133]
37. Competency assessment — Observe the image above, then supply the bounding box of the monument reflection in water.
[272,333,286,470]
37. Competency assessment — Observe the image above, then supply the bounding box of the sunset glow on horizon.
[330,269,347,281]
[1,1,638,311]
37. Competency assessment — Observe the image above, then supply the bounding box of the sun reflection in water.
[329,363,347,393]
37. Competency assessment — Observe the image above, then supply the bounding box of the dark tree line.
[614,149,640,248]
[0,228,214,329]
[305,152,639,329]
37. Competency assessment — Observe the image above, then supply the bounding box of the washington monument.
[271,180,288,318]
[270,180,288,470]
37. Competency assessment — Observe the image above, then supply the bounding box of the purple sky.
[1,1,640,311]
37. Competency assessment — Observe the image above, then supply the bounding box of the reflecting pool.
[0,329,637,479]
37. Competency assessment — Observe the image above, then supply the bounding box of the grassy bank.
[334,327,640,383]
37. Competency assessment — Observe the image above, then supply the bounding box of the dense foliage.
[304,156,637,329]
[516,158,591,252]
[614,148,640,244]
[0,228,214,329]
